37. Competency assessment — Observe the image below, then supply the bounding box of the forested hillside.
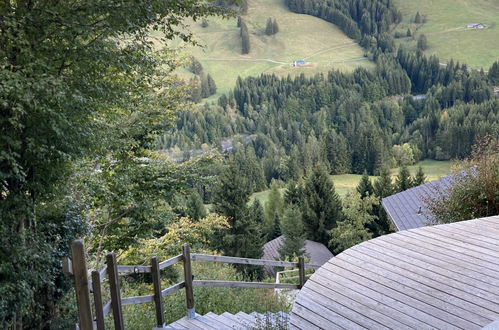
[1,0,498,328]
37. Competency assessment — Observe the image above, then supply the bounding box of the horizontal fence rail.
[68,241,321,330]
[193,280,300,290]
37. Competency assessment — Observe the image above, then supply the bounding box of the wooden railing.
[65,240,320,330]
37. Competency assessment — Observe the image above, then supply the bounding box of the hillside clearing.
[249,160,455,206]
[393,0,499,69]
[175,0,373,97]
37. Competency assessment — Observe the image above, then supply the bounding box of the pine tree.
[273,19,279,33]
[200,74,210,98]
[265,18,274,36]
[207,73,217,95]
[413,166,427,186]
[301,166,343,245]
[240,21,250,54]
[406,28,412,37]
[250,200,265,225]
[489,61,499,85]
[186,191,207,221]
[237,16,242,28]
[279,206,305,259]
[417,34,428,51]
[414,12,422,24]
[395,165,413,192]
[356,171,374,198]
[201,19,209,28]
[188,56,204,75]
[265,181,284,240]
[188,77,202,103]
[212,160,264,278]
[373,167,393,198]
[284,179,303,206]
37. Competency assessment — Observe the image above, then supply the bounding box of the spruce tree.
[279,206,305,259]
[417,34,428,51]
[488,61,499,85]
[414,12,422,24]
[240,21,250,54]
[406,28,412,37]
[273,19,279,33]
[200,74,210,98]
[212,160,264,277]
[207,74,217,95]
[301,166,343,245]
[265,181,284,240]
[284,179,303,206]
[413,166,427,186]
[356,171,374,198]
[265,18,274,36]
[186,191,207,221]
[250,200,265,225]
[395,165,413,192]
[373,167,393,198]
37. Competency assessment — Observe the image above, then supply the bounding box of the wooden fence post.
[298,256,306,289]
[71,240,93,330]
[91,270,105,330]
[151,256,165,327]
[107,252,124,330]
[182,243,195,319]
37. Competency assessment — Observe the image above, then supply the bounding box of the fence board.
[159,254,183,270]
[193,280,299,290]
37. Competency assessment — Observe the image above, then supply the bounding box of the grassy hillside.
[393,0,499,69]
[175,0,373,97]
[250,160,455,206]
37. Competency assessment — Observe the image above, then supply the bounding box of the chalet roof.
[381,172,462,231]
[291,215,499,329]
[262,236,333,275]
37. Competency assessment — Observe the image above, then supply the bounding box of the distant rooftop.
[263,236,333,276]
[381,172,463,231]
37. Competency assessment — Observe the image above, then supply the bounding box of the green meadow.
[173,0,373,97]
[393,0,499,69]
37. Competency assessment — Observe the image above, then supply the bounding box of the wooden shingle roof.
[263,236,333,275]
[381,172,461,231]
[291,215,499,330]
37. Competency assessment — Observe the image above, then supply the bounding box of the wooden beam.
[191,253,320,269]
[91,270,105,330]
[182,243,195,319]
[121,295,154,306]
[106,252,124,330]
[161,282,185,298]
[151,256,165,327]
[193,280,299,290]
[116,265,151,274]
[71,240,93,330]
[159,254,183,270]
[298,256,306,289]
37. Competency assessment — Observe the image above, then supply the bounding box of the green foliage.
[426,136,499,223]
[265,18,279,36]
[264,181,285,240]
[241,20,251,54]
[417,34,428,51]
[301,166,343,246]
[489,61,499,85]
[373,167,394,198]
[329,193,378,254]
[187,191,208,221]
[395,165,413,192]
[356,171,374,198]
[279,206,305,259]
[0,0,226,326]
[188,56,204,75]
[414,12,422,24]
[413,166,427,186]
[212,160,265,278]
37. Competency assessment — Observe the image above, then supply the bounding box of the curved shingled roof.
[381,172,462,231]
[291,215,499,330]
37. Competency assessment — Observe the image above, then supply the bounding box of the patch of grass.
[175,0,373,96]
[249,160,455,204]
[393,0,499,69]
